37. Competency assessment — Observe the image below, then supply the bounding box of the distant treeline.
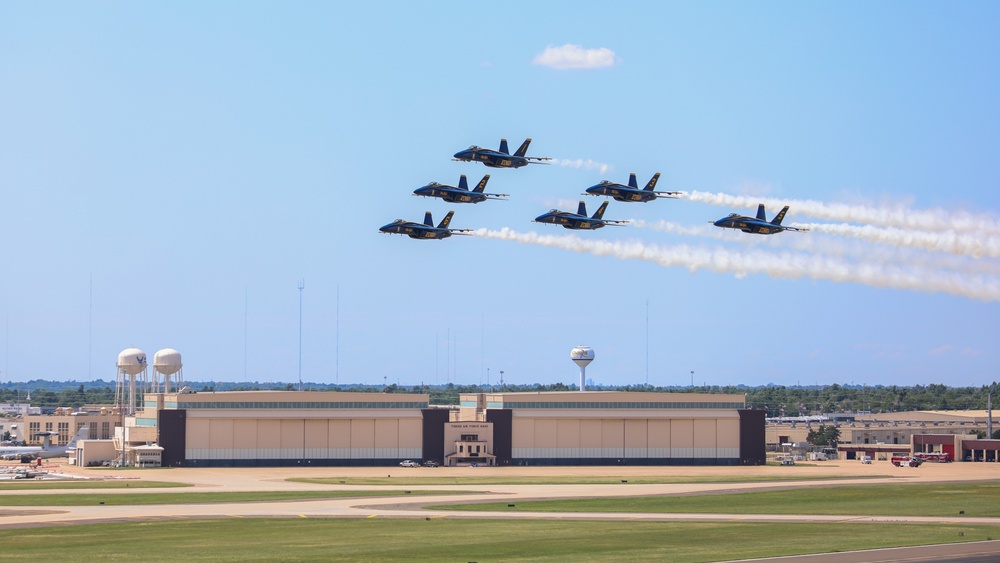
[1,380,997,415]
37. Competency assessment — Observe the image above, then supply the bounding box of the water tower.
[153,348,183,394]
[116,347,147,416]
[570,345,595,392]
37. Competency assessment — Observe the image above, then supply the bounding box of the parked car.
[399,460,419,467]
[422,460,440,467]
[860,456,872,464]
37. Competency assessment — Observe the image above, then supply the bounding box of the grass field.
[437,481,1000,517]
[0,519,994,562]
[0,489,469,506]
[290,473,875,486]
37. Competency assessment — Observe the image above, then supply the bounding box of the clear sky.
[1,2,998,389]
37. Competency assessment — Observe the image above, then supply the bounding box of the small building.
[444,421,494,466]
[132,444,164,467]
[913,434,1000,462]
[74,439,118,467]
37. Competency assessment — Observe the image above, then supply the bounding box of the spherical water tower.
[570,345,595,392]
[116,347,148,415]
[153,348,183,394]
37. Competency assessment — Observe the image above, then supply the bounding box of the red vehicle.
[891,455,923,467]
[913,452,951,463]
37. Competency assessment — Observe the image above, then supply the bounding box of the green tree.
[806,425,841,447]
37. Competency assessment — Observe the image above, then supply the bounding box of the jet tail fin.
[423,212,434,227]
[514,138,531,157]
[458,175,469,191]
[65,426,88,449]
[499,138,510,155]
[577,201,587,216]
[771,206,789,225]
[643,173,661,191]
[593,200,609,220]
[755,204,767,221]
[628,173,639,189]
[438,211,455,229]
[472,174,490,193]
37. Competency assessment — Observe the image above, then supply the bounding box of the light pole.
[297,279,304,392]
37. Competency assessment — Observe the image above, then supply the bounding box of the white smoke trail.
[629,219,727,239]
[472,228,1000,302]
[553,158,611,175]
[632,219,1000,277]
[791,222,1000,259]
[684,191,1000,236]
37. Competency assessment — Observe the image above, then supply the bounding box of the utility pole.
[297,279,304,392]
[988,393,993,440]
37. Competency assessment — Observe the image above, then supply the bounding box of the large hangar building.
[144,389,764,467]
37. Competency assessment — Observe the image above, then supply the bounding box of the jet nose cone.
[585,186,601,195]
[712,219,725,227]
[453,151,470,160]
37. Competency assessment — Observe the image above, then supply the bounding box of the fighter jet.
[533,200,628,230]
[412,174,508,204]
[584,172,682,203]
[712,204,808,235]
[379,211,472,240]
[453,138,552,168]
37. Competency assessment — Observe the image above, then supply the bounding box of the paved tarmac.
[1,458,998,562]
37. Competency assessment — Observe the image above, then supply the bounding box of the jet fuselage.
[585,182,658,203]
[713,215,784,235]
[452,147,528,169]
[413,183,488,204]
[533,211,606,230]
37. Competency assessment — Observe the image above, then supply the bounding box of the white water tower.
[153,348,183,394]
[116,347,148,416]
[570,345,595,392]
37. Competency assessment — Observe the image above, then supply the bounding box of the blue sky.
[1,2,998,388]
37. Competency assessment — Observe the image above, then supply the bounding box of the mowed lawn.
[438,481,1000,517]
[1,519,996,562]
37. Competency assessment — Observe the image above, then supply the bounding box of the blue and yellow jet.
[534,200,628,230]
[379,211,472,240]
[453,138,552,168]
[712,204,808,235]
[412,174,508,204]
[584,172,682,202]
